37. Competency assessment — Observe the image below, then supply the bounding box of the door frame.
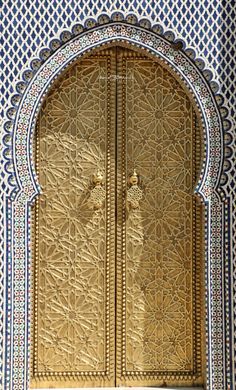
[1,16,233,390]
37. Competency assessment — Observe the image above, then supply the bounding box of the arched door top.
[1,15,232,390]
[2,17,232,204]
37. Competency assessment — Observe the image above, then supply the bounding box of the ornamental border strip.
[0,13,232,390]
[2,12,233,199]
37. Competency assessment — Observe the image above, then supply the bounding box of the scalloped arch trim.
[2,13,232,201]
[0,13,231,390]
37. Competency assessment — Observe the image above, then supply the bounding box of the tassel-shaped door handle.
[127,169,143,209]
[89,171,106,210]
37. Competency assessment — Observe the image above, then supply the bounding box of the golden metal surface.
[31,46,204,388]
[31,49,116,388]
[126,170,143,210]
[116,48,203,387]
[89,171,106,210]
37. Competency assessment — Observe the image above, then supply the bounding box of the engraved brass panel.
[31,50,116,388]
[31,46,203,388]
[116,48,203,387]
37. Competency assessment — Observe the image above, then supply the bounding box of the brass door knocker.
[89,171,106,210]
[127,169,143,210]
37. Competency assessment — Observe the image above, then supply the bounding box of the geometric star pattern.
[116,50,203,385]
[1,0,235,124]
[34,56,111,376]
[1,1,235,386]
[33,46,204,387]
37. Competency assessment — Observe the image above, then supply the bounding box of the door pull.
[89,170,106,209]
[126,169,143,210]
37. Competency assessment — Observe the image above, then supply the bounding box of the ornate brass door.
[31,47,204,388]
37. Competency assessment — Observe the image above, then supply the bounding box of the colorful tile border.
[1,15,234,390]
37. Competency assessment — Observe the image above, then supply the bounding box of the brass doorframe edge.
[33,371,108,378]
[123,370,201,377]
[31,124,40,378]
[32,52,117,382]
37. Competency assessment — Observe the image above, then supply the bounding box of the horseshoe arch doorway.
[31,44,205,388]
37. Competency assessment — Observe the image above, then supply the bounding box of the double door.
[31,46,203,388]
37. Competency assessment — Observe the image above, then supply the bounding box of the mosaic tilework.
[1,1,235,112]
[1,2,235,191]
[0,21,230,390]
[1,1,235,195]
[0,1,235,390]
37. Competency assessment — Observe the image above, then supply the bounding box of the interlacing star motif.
[125,58,197,372]
[37,57,108,373]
